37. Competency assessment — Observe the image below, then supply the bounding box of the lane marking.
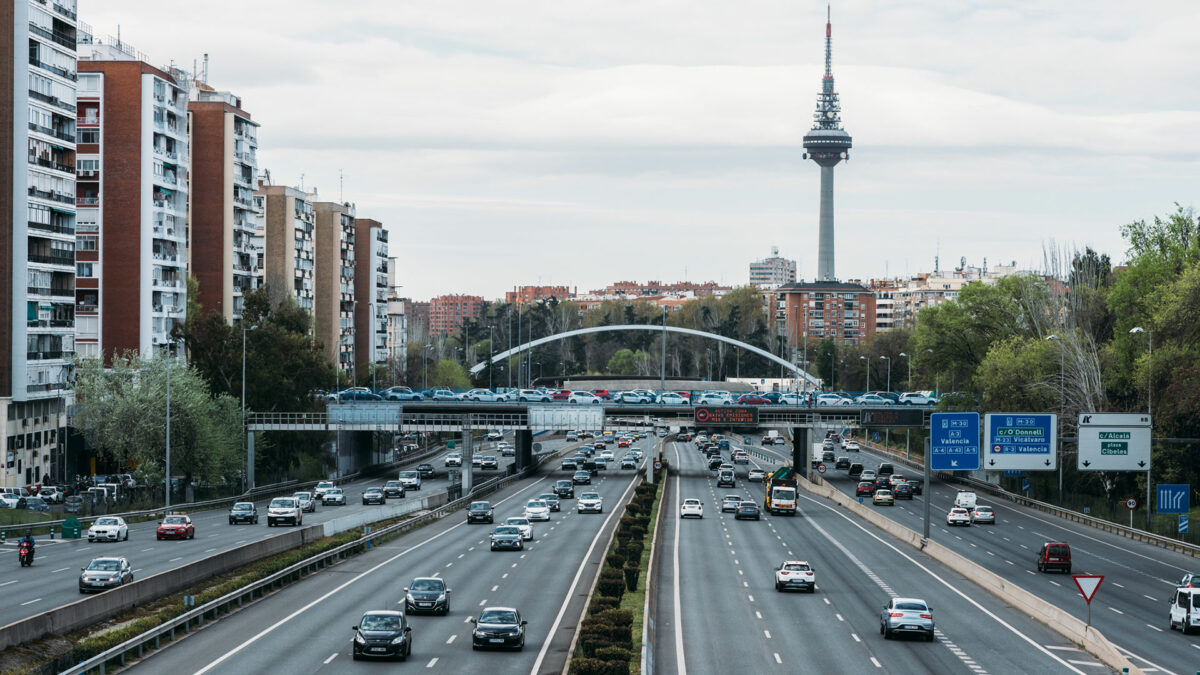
[51,567,68,573]
[1107,607,1123,615]
[426,657,438,668]
[491,585,499,592]
[19,598,40,606]
[763,630,771,639]
[774,653,782,664]
[446,634,457,644]
[851,633,861,642]
[323,653,337,664]
[870,657,882,668]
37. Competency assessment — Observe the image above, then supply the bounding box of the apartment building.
[314,201,355,371]
[188,83,259,323]
[385,258,407,377]
[749,247,797,288]
[592,280,731,297]
[353,218,387,369]
[0,0,80,484]
[254,178,315,312]
[504,285,573,305]
[75,33,189,360]
[429,294,483,335]
[776,280,877,347]
[406,300,429,342]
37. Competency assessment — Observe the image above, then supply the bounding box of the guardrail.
[59,445,566,675]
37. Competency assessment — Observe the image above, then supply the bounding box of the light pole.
[423,345,433,389]
[660,306,667,393]
[898,352,911,390]
[1046,334,1065,502]
[488,326,494,390]
[164,338,178,510]
[880,355,891,393]
[241,324,258,492]
[859,355,870,392]
[925,348,937,394]
[1130,326,1152,528]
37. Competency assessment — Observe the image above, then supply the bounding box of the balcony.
[76,196,98,207]
[29,57,76,82]
[27,350,68,361]
[29,219,74,236]
[28,22,76,51]
[28,89,75,114]
[153,146,178,161]
[51,1,77,21]
[28,253,75,267]
[29,155,74,173]
[27,187,74,205]
[28,287,74,298]
[76,303,97,313]
[77,167,98,178]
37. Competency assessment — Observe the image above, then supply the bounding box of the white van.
[1169,586,1200,633]
[954,491,977,509]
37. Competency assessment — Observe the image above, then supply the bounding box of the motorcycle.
[18,542,32,567]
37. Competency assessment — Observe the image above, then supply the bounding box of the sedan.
[314,481,336,498]
[735,502,761,520]
[445,453,463,467]
[465,388,509,402]
[844,440,862,452]
[721,495,743,513]
[881,597,935,641]
[680,498,704,518]
[228,502,258,525]
[657,392,688,405]
[322,488,347,506]
[946,507,972,526]
[892,483,914,499]
[505,516,534,540]
[970,505,996,524]
[405,576,451,615]
[536,493,561,512]
[430,389,460,401]
[88,516,129,542]
[855,393,895,406]
[79,557,133,593]
[156,514,194,540]
[748,469,767,482]
[362,487,387,505]
[525,500,551,522]
[835,457,851,469]
[736,394,770,405]
[775,560,816,592]
[872,490,894,506]
[577,492,603,513]
[907,480,924,496]
[416,464,436,479]
[815,394,853,406]
[855,481,877,497]
[489,526,524,551]
[554,480,575,499]
[568,391,604,404]
[620,457,637,470]
[293,491,317,512]
[471,607,526,650]
[351,610,412,660]
[382,480,406,499]
[573,470,592,485]
[562,457,578,471]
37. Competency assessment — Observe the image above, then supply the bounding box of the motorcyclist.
[18,529,34,563]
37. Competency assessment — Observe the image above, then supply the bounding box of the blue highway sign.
[984,413,1057,471]
[1157,484,1190,515]
[930,412,980,471]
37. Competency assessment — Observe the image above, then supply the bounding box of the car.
[64,495,84,514]
[658,392,688,405]
[696,392,734,405]
[577,492,603,513]
[480,456,499,470]
[599,449,616,461]
[848,463,864,479]
[362,487,387,505]
[1036,542,1072,573]
[860,470,877,482]
[498,441,515,457]
[505,516,534,540]
[322,488,347,506]
[383,386,424,401]
[79,557,133,594]
[892,483,914,499]
[907,479,924,495]
[229,502,258,525]
[525,500,551,522]
[898,392,938,405]
[537,493,561,512]
[954,491,977,509]
[471,606,526,650]
[679,498,704,518]
[748,468,767,482]
[381,480,406,499]
[351,610,412,660]
[88,516,129,542]
[815,393,853,406]
[468,501,495,524]
[338,390,383,402]
[314,480,336,498]
[872,490,894,506]
[291,491,316,512]
[775,560,816,592]
[695,434,708,444]
[516,389,551,403]
[735,501,761,520]
[472,455,483,468]
[887,474,907,488]
[855,393,895,406]
[37,486,63,503]
[620,457,637,469]
[21,496,49,512]
[707,457,724,471]
[490,525,524,551]
[416,463,436,479]
[465,388,509,402]
[970,505,995,524]
[856,481,876,497]
[844,440,861,452]
[156,514,194,540]
[560,457,578,471]
[875,462,893,477]
[485,430,504,441]
[821,451,837,464]
[732,452,749,464]
[430,388,459,401]
[568,391,604,404]
[1180,573,1200,588]
[554,480,575,499]
[268,497,303,526]
[398,470,422,490]
[573,470,592,485]
[405,576,451,615]
[1169,586,1200,633]
[717,470,736,488]
[445,452,463,467]
[946,507,972,526]
[721,494,743,512]
[881,597,935,641]
[736,393,770,405]
[835,456,850,469]
[873,476,892,492]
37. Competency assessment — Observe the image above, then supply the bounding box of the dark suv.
[555,480,575,499]
[877,463,895,477]
[467,501,494,524]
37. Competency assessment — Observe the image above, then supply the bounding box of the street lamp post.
[898,352,911,390]
[660,306,667,393]
[488,326,494,390]
[859,355,870,392]
[241,324,258,492]
[925,348,937,394]
[1130,326,1152,528]
[1046,334,1065,502]
[880,355,891,393]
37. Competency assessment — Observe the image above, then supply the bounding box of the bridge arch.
[468,324,820,388]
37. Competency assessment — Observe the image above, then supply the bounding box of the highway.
[655,437,1106,674]
[736,434,1197,675]
[0,436,565,629]
[119,435,654,674]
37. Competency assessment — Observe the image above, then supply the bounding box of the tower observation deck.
[802,6,852,282]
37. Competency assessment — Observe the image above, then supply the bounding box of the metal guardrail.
[61,447,565,675]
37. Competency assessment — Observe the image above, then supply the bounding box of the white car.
[696,392,733,405]
[498,441,515,457]
[398,471,422,490]
[314,481,335,498]
[568,391,604,404]
[599,449,615,461]
[777,393,805,405]
[614,391,651,404]
[657,392,688,405]
[38,486,64,503]
[485,431,503,441]
[465,389,509,402]
[88,516,129,542]
[775,560,816,592]
[322,488,347,506]
[947,507,972,526]
[815,394,852,406]
[516,389,551,403]
[844,440,862,452]
[680,498,704,518]
[525,500,551,521]
[899,392,938,405]
[504,516,534,540]
[445,452,463,467]
[854,393,894,406]
[577,492,603,513]
[954,491,977,509]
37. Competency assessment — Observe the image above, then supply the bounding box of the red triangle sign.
[1073,574,1104,604]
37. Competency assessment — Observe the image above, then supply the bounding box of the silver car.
[322,488,347,506]
[881,597,935,641]
[293,491,317,512]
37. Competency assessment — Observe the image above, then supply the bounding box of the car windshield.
[327,489,342,495]
[494,526,520,535]
[557,481,571,487]
[360,614,402,631]
[977,506,993,512]
[581,493,600,500]
[232,503,252,511]
[480,610,518,624]
[951,508,967,514]
[895,602,927,611]
[386,481,403,487]
[538,494,556,501]
[293,493,309,500]
[507,518,529,525]
[164,516,186,524]
[399,471,417,479]
[365,488,381,494]
[739,503,756,509]
[270,499,295,508]
[88,560,120,571]
[527,501,547,509]
[317,482,333,488]
[96,518,119,526]
[410,578,444,592]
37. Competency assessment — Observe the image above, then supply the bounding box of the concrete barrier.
[795,477,1143,675]
[320,493,448,537]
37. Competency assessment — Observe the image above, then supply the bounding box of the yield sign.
[1072,574,1104,604]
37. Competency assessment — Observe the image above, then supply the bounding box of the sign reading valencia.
[694,406,758,426]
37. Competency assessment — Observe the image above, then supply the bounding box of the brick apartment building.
[776,280,877,347]
[429,294,483,335]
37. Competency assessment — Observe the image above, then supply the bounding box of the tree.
[606,349,638,375]
[430,360,471,388]
[975,336,1059,412]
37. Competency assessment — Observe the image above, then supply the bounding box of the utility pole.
[660,306,667,392]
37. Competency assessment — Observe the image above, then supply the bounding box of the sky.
[81,1,1200,301]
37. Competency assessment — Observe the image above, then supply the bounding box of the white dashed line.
[1107,607,1123,615]
[446,634,457,644]
[851,633,861,642]
[19,598,40,606]
[491,585,499,592]
[426,657,438,668]
[870,657,882,668]
[323,653,337,664]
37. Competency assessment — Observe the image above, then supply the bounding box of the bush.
[623,563,641,591]
[570,657,624,675]
[588,594,620,614]
[624,542,644,563]
[629,525,646,540]
[624,501,643,517]
[618,516,638,531]
[597,569,625,598]
[604,552,626,569]
[592,608,634,628]
[594,646,633,663]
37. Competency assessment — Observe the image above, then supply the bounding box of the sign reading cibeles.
[694,406,759,426]
[1077,413,1151,471]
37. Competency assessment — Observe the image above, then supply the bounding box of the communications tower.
[802,6,852,281]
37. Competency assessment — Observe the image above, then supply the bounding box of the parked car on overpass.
[464,388,510,402]
[383,386,424,401]
[568,391,604,404]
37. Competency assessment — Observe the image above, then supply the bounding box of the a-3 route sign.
[930,412,980,471]
[983,413,1057,471]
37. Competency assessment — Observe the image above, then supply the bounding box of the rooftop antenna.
[116,25,121,47]
[339,169,343,202]
[202,53,209,83]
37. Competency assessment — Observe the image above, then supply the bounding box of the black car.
[874,476,891,491]
[382,480,406,499]
[892,483,914,499]
[471,607,526,650]
[405,576,451,614]
[228,502,258,524]
[554,480,575,499]
[352,610,412,660]
[489,526,523,551]
[907,479,923,495]
[467,501,494,524]
[416,463,435,479]
[573,470,592,485]
[537,493,561,511]
[835,457,850,469]
[707,457,723,471]
[878,462,895,477]
[362,487,386,505]
[735,502,761,520]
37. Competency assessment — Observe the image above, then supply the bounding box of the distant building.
[776,280,876,347]
[749,247,797,288]
[429,294,484,335]
[505,285,573,305]
[313,201,355,370]
[406,300,430,341]
[591,280,732,298]
[869,258,1033,331]
[353,219,388,368]
[253,175,316,312]
[385,259,407,376]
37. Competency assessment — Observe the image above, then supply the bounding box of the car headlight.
[355,633,366,644]
[390,635,407,645]
[406,593,414,602]
[474,629,485,637]
[437,593,446,602]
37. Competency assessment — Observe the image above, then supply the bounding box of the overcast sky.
[82,1,1200,300]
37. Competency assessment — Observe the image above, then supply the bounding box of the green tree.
[606,349,638,375]
[975,336,1059,412]
[430,360,471,388]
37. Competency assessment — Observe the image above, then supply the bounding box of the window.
[76,263,93,277]
[79,129,98,144]
[77,158,98,174]
[77,236,97,251]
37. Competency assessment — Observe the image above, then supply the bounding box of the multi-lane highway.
[0,436,564,628]
[113,434,654,674]
[655,436,1107,674]
[732,435,1197,674]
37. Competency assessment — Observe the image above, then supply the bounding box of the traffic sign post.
[930,412,980,471]
[1072,574,1104,627]
[817,463,827,475]
[1156,484,1189,514]
[1180,515,1189,535]
[1079,413,1153,530]
[1125,497,1138,527]
[983,413,1057,471]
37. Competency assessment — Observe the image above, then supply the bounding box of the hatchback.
[352,610,412,660]
[970,505,995,524]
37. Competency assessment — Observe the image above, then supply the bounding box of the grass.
[618,477,665,675]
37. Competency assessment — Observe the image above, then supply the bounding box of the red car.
[550,390,571,401]
[737,394,770,405]
[855,481,876,497]
[618,439,630,448]
[590,390,611,400]
[156,514,195,540]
